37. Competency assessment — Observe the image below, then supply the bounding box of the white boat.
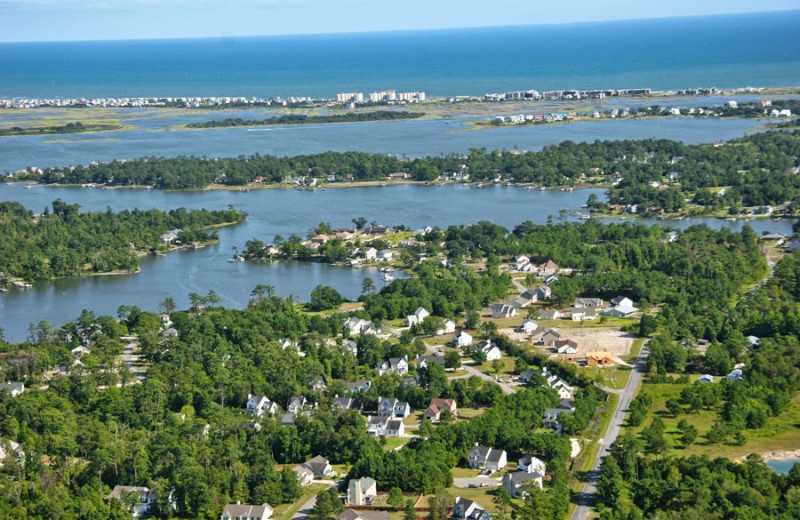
[383,273,395,282]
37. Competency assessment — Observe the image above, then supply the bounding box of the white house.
[348,477,377,506]
[573,297,604,309]
[473,340,502,361]
[302,455,332,477]
[570,307,597,321]
[365,247,378,261]
[367,416,405,437]
[287,396,314,416]
[491,303,517,319]
[454,330,473,348]
[108,486,158,518]
[538,309,562,321]
[503,471,543,498]
[0,382,24,397]
[221,503,273,520]
[468,444,507,471]
[292,466,314,487]
[518,455,546,475]
[555,340,578,355]
[436,319,456,335]
[246,394,279,417]
[378,397,411,418]
[407,307,430,326]
[376,355,409,376]
[452,498,490,520]
[519,319,538,334]
[377,250,393,262]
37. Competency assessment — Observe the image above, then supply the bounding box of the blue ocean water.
[1,11,799,99]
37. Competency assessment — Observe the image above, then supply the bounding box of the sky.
[0,0,798,42]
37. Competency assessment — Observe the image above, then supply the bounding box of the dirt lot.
[502,326,635,363]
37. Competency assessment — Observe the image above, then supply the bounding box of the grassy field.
[535,316,637,329]
[575,365,632,390]
[624,383,800,458]
[473,356,517,376]
[380,437,411,451]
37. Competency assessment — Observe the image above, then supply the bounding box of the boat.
[11,281,32,289]
[580,214,591,220]
[383,273,395,282]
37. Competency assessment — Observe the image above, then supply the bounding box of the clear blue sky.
[0,0,797,42]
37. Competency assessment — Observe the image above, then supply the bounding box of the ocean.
[1,11,799,99]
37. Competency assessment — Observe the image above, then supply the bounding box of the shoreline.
[759,449,800,462]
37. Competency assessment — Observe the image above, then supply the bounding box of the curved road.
[570,341,650,520]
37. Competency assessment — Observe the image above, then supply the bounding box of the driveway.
[453,476,500,488]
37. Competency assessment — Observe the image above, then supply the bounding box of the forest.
[5,130,798,214]
[0,200,245,281]
[185,110,424,128]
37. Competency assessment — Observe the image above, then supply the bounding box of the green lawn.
[535,317,637,329]
[575,365,632,390]
[457,407,487,419]
[474,356,517,376]
[273,483,330,520]
[451,467,482,478]
[380,437,411,451]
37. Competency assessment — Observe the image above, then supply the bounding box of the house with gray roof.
[502,471,543,498]
[221,502,273,520]
[302,455,332,478]
[468,444,507,471]
[348,477,377,506]
[0,382,24,397]
[452,497,491,520]
[378,397,411,418]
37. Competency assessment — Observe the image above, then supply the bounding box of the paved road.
[424,341,517,395]
[453,476,500,488]
[570,341,650,520]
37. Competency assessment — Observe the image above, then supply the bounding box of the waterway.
[0,116,770,173]
[0,182,795,343]
[767,459,800,475]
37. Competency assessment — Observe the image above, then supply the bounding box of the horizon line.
[1,8,797,44]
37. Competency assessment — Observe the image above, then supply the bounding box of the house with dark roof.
[418,354,446,370]
[452,497,491,520]
[502,471,543,498]
[0,382,24,397]
[468,444,507,471]
[246,394,279,418]
[302,455,332,478]
[378,397,411,418]
[345,380,372,393]
[333,396,362,412]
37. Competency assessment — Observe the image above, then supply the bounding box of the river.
[0,182,795,342]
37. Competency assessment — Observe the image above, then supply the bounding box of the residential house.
[287,396,314,416]
[344,317,368,336]
[585,352,614,366]
[108,486,157,518]
[342,340,359,356]
[539,328,562,346]
[337,509,389,520]
[348,477,377,506]
[0,382,24,397]
[538,260,559,276]
[508,297,530,309]
[699,374,714,383]
[519,288,539,304]
[161,328,179,338]
[603,304,639,317]
[727,369,745,381]
[246,394,279,418]
[345,380,372,393]
[292,466,314,487]
[610,296,633,308]
[502,471,543,498]
[418,354,446,370]
[278,338,298,350]
[472,340,502,361]
[402,374,421,387]
[0,438,23,468]
[491,303,517,319]
[279,413,297,426]
[365,248,378,261]
[367,416,405,437]
[221,503,273,520]
[376,355,409,376]
[468,444,508,471]
[436,319,456,335]
[452,497,491,520]
[543,407,573,431]
[302,455,332,478]
[535,285,552,300]
[538,309,562,321]
[309,377,327,391]
[573,297,604,309]
[454,330,473,348]
[518,369,538,384]
[554,339,578,354]
[515,255,536,272]
[407,307,430,327]
[518,455,546,474]
[424,398,458,422]
[377,250,394,262]
[333,396,362,412]
[519,319,538,334]
[310,234,329,246]
[570,307,597,321]
[378,397,411,418]
[71,345,91,362]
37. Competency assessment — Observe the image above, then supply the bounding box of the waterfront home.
[585,352,614,366]
[344,318,383,337]
[378,397,411,418]
[454,330,473,348]
[376,355,409,376]
[108,486,157,518]
[246,394,279,417]
[221,503,273,520]
[473,340,501,361]
[292,466,314,487]
[424,398,458,422]
[468,444,508,471]
[0,382,24,397]
[452,497,491,520]
[365,247,378,261]
[348,477,377,506]
[407,306,431,326]
[503,471,543,498]
[377,250,394,262]
[302,455,332,478]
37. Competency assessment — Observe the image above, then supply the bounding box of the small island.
[184,110,424,128]
[0,121,125,137]
[0,200,245,284]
